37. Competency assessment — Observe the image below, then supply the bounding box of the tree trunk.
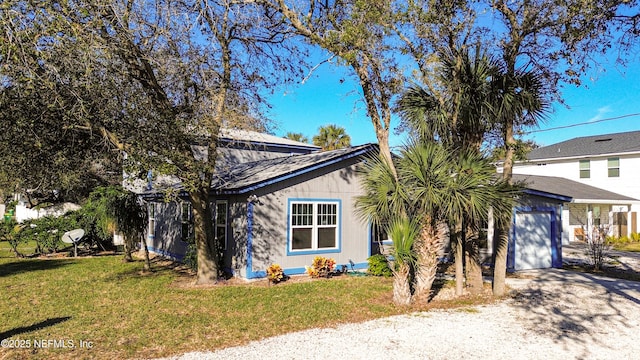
[123,235,133,262]
[393,263,412,306]
[493,120,515,296]
[454,228,464,296]
[465,229,484,295]
[414,220,446,301]
[142,236,151,272]
[191,186,219,285]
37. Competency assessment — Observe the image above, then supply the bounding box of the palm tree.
[396,48,501,295]
[489,66,550,296]
[386,216,419,305]
[284,132,309,143]
[397,47,498,151]
[400,142,512,298]
[398,47,548,296]
[356,141,510,302]
[312,124,351,151]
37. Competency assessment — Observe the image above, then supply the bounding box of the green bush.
[183,241,198,271]
[367,254,392,277]
[631,233,640,242]
[1,219,25,257]
[19,215,81,254]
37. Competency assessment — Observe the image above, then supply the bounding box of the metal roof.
[527,130,640,160]
[219,128,320,150]
[513,174,639,203]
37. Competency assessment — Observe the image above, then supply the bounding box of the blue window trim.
[286,198,342,256]
[508,206,562,271]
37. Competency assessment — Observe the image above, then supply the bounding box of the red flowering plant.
[305,256,336,278]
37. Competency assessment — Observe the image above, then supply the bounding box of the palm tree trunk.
[493,217,510,296]
[465,225,484,295]
[414,221,446,301]
[452,223,465,296]
[393,263,412,306]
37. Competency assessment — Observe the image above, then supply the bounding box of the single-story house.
[135,129,379,278]
[138,130,607,276]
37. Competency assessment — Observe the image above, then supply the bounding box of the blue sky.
[267,55,640,149]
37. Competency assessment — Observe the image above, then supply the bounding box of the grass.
[0,243,501,360]
[610,242,640,252]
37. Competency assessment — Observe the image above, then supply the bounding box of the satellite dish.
[61,229,85,257]
[61,229,85,244]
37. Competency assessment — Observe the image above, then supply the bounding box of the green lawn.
[611,242,640,252]
[0,244,495,359]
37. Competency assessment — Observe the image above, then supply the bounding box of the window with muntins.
[215,201,228,250]
[148,203,156,237]
[608,157,620,177]
[181,202,193,242]
[289,201,339,252]
[579,160,590,178]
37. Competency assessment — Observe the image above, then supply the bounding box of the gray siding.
[234,157,368,278]
[146,201,187,260]
[145,155,371,279]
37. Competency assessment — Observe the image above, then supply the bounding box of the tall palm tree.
[312,124,351,151]
[396,47,501,295]
[397,47,498,151]
[489,66,550,296]
[284,132,309,143]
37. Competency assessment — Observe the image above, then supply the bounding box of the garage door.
[514,211,552,270]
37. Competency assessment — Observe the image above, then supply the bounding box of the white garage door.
[514,211,552,270]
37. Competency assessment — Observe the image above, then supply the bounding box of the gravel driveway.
[163,267,640,360]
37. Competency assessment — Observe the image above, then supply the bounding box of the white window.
[148,203,156,237]
[215,201,228,250]
[289,201,339,252]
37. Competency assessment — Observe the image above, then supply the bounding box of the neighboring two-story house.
[511,130,640,242]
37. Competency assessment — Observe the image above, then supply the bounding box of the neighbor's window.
[148,202,156,237]
[289,201,339,252]
[215,201,228,250]
[579,160,590,178]
[608,157,620,177]
[181,202,193,242]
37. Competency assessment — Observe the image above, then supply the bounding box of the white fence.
[14,203,81,223]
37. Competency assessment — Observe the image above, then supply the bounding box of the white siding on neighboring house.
[513,154,640,201]
[513,151,640,239]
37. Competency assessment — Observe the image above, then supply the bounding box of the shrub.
[0,219,25,257]
[586,225,611,270]
[19,216,69,254]
[305,256,336,278]
[183,241,198,271]
[631,233,640,242]
[367,254,392,277]
[266,263,285,283]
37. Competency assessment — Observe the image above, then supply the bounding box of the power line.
[524,113,640,134]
